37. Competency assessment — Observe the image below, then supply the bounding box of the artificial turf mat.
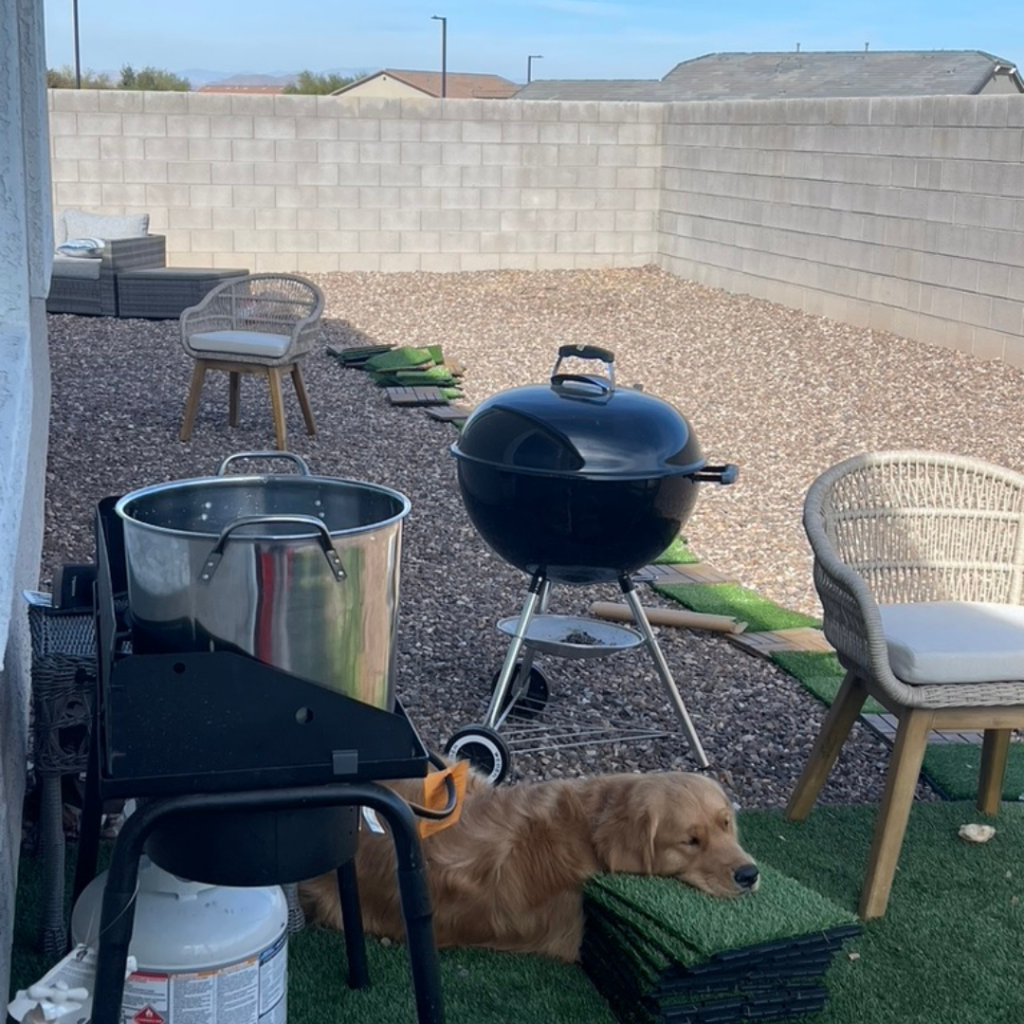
[653,536,699,565]
[768,651,885,716]
[587,866,857,966]
[918,742,1024,802]
[12,802,1024,1024]
[653,583,820,633]
[767,651,1023,802]
[582,866,858,1023]
[8,844,615,1024]
[363,346,435,372]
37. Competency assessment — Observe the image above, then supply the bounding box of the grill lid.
[451,345,705,479]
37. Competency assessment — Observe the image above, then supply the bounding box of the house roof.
[514,49,1023,102]
[333,69,519,99]
[661,50,1023,98]
[514,79,670,102]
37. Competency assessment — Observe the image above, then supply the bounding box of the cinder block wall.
[48,91,661,273]
[659,95,1024,366]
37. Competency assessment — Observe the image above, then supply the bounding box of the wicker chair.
[179,274,324,450]
[786,451,1024,919]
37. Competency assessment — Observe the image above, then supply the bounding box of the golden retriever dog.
[300,769,758,962]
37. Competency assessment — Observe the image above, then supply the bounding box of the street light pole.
[72,0,82,88]
[527,54,543,84]
[430,15,447,98]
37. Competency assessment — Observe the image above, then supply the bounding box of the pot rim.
[114,473,412,541]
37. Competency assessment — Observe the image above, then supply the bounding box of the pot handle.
[692,463,739,485]
[215,451,312,477]
[551,344,616,390]
[199,514,346,583]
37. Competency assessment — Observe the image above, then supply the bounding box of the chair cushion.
[51,254,102,280]
[189,330,292,359]
[879,601,1024,684]
[63,209,150,241]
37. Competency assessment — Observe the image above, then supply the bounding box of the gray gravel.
[41,266,1024,809]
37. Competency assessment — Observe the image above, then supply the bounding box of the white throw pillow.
[56,237,106,258]
[62,209,149,241]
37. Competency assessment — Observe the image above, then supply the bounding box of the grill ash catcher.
[76,462,451,1024]
[446,345,737,783]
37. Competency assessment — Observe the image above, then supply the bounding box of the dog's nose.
[733,864,759,890]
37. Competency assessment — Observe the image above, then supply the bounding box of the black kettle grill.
[445,345,737,781]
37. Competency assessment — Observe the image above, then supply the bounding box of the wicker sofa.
[47,209,166,317]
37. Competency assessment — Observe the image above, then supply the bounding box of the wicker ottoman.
[116,267,250,319]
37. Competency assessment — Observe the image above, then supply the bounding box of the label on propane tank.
[120,935,287,1024]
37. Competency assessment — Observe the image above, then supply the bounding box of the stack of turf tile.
[362,345,464,398]
[582,864,860,1024]
[325,342,395,367]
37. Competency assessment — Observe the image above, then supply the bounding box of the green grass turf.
[768,651,1024,802]
[652,535,699,565]
[12,801,1024,1024]
[919,743,1024,802]
[770,651,886,715]
[739,800,1024,1024]
[653,582,821,632]
[8,846,614,1024]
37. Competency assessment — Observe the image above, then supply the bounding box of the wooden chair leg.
[267,367,288,450]
[859,709,933,920]
[228,371,242,427]
[785,671,868,821]
[291,363,316,436]
[180,361,207,442]
[978,728,1011,816]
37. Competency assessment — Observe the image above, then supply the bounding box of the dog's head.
[590,772,759,897]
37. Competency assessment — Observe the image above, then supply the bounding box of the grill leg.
[619,576,710,769]
[483,572,547,730]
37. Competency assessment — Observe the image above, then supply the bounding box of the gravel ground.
[41,266,1024,809]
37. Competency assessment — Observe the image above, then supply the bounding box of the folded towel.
[56,237,106,258]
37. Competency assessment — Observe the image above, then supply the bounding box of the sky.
[41,0,1023,86]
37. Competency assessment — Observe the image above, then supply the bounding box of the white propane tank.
[71,857,289,1024]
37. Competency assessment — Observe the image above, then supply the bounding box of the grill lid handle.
[691,463,739,485]
[199,514,346,583]
[551,345,615,393]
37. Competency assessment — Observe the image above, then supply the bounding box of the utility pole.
[72,0,81,87]
[431,15,447,98]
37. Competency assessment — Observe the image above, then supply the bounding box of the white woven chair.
[786,451,1024,919]
[179,273,324,450]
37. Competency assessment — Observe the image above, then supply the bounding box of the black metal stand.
[88,785,444,1024]
[78,496,447,1024]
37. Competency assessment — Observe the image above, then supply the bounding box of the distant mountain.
[181,68,369,90]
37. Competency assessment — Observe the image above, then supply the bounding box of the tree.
[119,65,191,91]
[47,65,113,88]
[283,70,362,95]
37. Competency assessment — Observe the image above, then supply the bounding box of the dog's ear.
[593,787,660,874]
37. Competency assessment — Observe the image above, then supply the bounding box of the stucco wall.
[48,90,661,273]
[659,95,1024,365]
[1,0,52,1001]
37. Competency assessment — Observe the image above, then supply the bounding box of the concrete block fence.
[47,89,1024,365]
[47,90,662,274]
[660,94,1024,366]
